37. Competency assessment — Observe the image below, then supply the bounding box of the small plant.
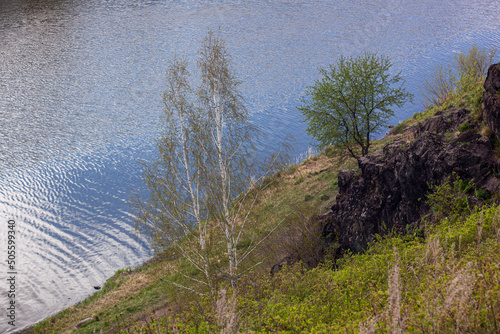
[391,122,406,135]
[458,121,470,133]
[425,174,471,224]
[455,45,496,80]
[475,188,490,201]
[294,175,305,185]
[458,178,474,193]
[421,45,496,111]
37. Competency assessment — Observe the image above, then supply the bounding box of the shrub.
[425,174,472,224]
[421,45,496,110]
[299,53,413,159]
[475,188,491,201]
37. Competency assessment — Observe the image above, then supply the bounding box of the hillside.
[22,62,500,333]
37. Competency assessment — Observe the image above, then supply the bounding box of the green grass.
[167,198,500,333]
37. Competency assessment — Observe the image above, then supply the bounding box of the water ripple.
[0,0,499,332]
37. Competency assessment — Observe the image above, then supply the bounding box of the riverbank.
[22,61,500,333]
[20,140,359,333]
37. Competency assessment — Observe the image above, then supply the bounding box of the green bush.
[425,174,472,224]
[391,122,406,134]
[475,188,491,201]
[421,45,496,111]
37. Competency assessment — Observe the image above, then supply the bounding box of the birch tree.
[133,31,288,296]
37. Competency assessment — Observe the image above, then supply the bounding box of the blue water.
[0,0,499,331]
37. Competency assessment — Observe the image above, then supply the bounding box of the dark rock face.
[323,107,500,254]
[483,63,500,140]
[270,66,500,272]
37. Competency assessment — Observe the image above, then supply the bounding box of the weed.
[293,175,304,185]
[425,173,471,224]
[458,121,470,133]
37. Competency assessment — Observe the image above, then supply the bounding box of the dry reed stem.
[388,247,404,334]
[443,262,475,333]
[359,316,380,334]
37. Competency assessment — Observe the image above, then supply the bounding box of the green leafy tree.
[299,53,413,160]
[132,31,288,296]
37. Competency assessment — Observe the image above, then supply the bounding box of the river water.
[0,0,499,331]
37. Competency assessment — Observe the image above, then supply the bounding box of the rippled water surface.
[0,0,499,331]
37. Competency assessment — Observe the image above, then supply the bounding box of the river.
[0,0,499,332]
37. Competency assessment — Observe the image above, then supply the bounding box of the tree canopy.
[299,53,413,160]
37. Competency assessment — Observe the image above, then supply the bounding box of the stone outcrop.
[322,102,500,254]
[483,63,500,140]
[319,64,500,255]
[269,64,500,274]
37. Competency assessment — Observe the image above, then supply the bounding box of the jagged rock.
[323,107,500,254]
[484,63,500,94]
[483,63,500,140]
[410,107,470,137]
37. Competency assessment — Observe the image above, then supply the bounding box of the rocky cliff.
[321,63,500,255]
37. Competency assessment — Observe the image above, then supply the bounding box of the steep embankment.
[25,64,500,333]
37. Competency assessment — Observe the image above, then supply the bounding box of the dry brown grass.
[32,258,178,334]
[61,273,156,333]
[388,247,404,334]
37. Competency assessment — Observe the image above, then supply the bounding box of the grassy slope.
[24,131,423,334]
[25,143,362,333]
[23,149,353,333]
[26,66,499,333]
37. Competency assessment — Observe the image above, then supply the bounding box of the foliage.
[231,205,500,333]
[457,121,470,133]
[299,53,413,159]
[421,45,496,110]
[455,45,497,81]
[425,174,472,224]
